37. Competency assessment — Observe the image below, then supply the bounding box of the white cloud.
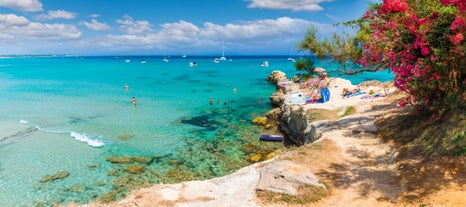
[91,16,333,53]
[246,0,333,11]
[0,13,81,40]
[0,13,29,27]
[36,10,76,20]
[90,14,100,18]
[0,0,42,12]
[202,17,311,40]
[80,19,111,31]
[116,15,152,34]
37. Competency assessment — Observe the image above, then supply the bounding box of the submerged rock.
[40,171,70,183]
[133,156,153,164]
[252,116,268,126]
[179,115,221,131]
[247,148,274,163]
[264,150,281,160]
[241,143,258,153]
[106,156,134,164]
[117,134,135,141]
[124,165,146,174]
[106,156,153,164]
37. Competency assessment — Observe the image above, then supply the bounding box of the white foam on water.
[20,119,104,147]
[70,131,104,147]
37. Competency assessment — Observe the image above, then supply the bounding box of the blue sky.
[0,0,372,55]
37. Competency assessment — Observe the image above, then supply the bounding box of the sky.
[0,0,373,55]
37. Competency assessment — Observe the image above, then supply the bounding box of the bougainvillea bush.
[300,0,465,113]
[359,0,465,111]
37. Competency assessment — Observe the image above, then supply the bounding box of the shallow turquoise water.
[0,56,394,206]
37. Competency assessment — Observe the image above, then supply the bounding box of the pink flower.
[451,16,466,31]
[450,33,464,45]
[381,0,409,13]
[399,101,407,107]
[421,46,430,56]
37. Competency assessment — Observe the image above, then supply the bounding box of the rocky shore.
[76,71,404,207]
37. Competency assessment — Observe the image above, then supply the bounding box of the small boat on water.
[163,57,169,62]
[124,59,131,63]
[259,134,283,142]
[189,61,197,67]
[213,58,220,63]
[141,60,147,64]
[260,61,269,67]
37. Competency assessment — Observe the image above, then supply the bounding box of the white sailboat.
[162,51,169,62]
[219,45,227,61]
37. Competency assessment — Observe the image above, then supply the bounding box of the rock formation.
[256,160,324,195]
[278,105,320,146]
[266,70,287,85]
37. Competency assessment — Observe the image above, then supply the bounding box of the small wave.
[20,119,104,147]
[70,131,104,147]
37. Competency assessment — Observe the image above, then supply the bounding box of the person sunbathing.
[341,88,360,97]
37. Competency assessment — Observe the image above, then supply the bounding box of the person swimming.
[132,97,137,106]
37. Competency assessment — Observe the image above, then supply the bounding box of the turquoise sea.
[0,55,394,206]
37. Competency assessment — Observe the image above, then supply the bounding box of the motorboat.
[260,61,269,67]
[189,61,197,67]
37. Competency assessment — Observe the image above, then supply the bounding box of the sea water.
[0,56,394,206]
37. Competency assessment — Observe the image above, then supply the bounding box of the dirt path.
[259,95,466,207]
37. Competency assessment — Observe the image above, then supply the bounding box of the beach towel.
[345,91,366,98]
[361,93,383,100]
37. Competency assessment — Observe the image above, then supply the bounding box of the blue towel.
[345,91,366,98]
[318,87,331,103]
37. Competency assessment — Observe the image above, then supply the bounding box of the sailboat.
[162,51,169,62]
[219,45,227,61]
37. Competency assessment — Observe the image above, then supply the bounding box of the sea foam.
[70,132,104,147]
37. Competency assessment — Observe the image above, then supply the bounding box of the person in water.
[124,84,128,91]
[210,98,214,105]
[132,97,137,106]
